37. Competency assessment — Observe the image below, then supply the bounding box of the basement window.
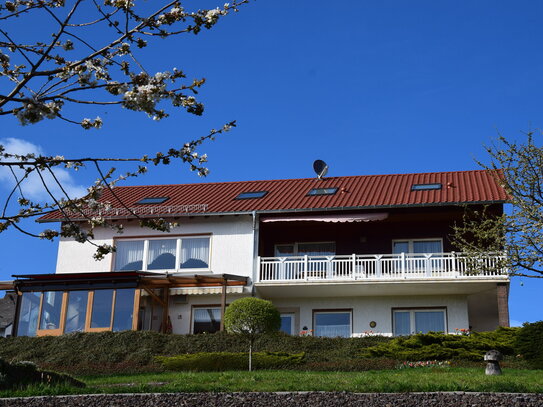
[307,187,338,196]
[411,183,442,191]
[135,197,170,204]
[234,191,268,200]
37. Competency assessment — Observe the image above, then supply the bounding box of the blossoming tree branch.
[0,0,248,258]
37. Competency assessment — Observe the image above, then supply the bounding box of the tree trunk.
[248,340,253,371]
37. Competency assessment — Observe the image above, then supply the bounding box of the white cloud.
[0,137,87,202]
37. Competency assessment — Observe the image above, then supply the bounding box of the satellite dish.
[313,159,328,179]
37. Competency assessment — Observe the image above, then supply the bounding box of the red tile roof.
[38,170,507,222]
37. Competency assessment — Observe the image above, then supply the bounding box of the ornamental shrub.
[156,351,305,371]
[515,321,543,369]
[0,358,83,390]
[224,298,281,370]
[361,327,519,361]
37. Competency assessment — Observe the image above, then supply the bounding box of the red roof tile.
[38,170,507,222]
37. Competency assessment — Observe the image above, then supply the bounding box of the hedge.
[156,351,305,371]
[515,321,543,369]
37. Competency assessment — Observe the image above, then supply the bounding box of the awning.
[261,213,388,223]
[169,286,244,295]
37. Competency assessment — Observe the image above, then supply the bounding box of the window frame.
[113,234,212,272]
[27,289,140,337]
[392,307,448,336]
[312,309,353,338]
[391,238,444,254]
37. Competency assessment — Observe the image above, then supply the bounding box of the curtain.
[415,311,445,333]
[314,312,351,338]
[413,240,442,254]
[147,239,176,270]
[394,311,411,335]
[114,241,144,271]
[180,238,210,269]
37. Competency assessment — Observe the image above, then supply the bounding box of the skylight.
[307,187,338,196]
[234,191,268,200]
[411,183,442,191]
[135,197,170,204]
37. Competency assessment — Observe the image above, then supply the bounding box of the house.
[7,169,510,338]
[0,292,16,337]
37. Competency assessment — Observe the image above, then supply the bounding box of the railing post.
[451,251,456,277]
[279,258,285,280]
[425,254,432,277]
[401,252,406,278]
[375,255,382,278]
[351,254,356,279]
[304,255,308,281]
[256,256,261,282]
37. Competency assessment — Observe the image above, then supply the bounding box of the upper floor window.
[234,191,268,200]
[135,197,169,204]
[392,239,442,255]
[275,242,336,257]
[307,187,338,196]
[114,236,211,271]
[411,183,442,191]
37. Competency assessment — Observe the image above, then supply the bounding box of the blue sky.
[1,1,542,326]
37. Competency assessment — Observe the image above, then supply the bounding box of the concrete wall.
[55,215,255,279]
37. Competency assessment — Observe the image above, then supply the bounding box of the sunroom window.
[114,236,211,271]
[393,309,446,336]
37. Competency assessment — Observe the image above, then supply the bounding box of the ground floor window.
[313,310,351,338]
[192,307,221,334]
[280,313,295,335]
[16,289,138,337]
[393,308,446,336]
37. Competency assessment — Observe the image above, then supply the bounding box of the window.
[193,307,221,334]
[15,289,138,337]
[280,313,295,335]
[234,191,268,200]
[313,311,351,338]
[135,197,169,204]
[114,236,211,271]
[307,187,338,196]
[393,309,446,336]
[392,239,443,254]
[64,291,88,333]
[411,183,442,191]
[274,242,336,257]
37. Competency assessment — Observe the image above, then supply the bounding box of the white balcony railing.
[257,252,507,282]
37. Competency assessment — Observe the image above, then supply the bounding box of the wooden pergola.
[10,272,248,335]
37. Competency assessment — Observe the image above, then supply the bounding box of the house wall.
[163,293,470,336]
[55,215,255,279]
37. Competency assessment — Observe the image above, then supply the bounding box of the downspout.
[251,211,260,297]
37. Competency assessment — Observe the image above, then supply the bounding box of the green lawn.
[1,368,542,398]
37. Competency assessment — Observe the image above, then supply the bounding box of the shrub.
[0,358,83,390]
[515,321,543,369]
[156,351,305,371]
[361,327,519,361]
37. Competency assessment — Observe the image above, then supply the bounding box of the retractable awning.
[261,213,388,223]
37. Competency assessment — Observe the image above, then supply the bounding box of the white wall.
[55,215,255,279]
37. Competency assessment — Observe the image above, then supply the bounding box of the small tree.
[224,297,281,371]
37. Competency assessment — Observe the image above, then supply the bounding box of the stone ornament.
[484,349,503,375]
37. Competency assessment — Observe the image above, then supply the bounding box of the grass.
[0,368,542,397]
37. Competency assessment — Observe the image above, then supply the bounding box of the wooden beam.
[220,280,227,332]
[161,287,170,334]
[142,286,166,307]
[132,289,141,331]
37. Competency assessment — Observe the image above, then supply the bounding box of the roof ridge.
[111,169,495,189]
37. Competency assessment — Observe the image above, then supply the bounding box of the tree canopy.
[0,0,248,257]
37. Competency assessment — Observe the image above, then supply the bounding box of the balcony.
[257,252,508,283]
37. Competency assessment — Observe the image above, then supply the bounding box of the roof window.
[135,197,170,205]
[307,187,338,196]
[235,191,268,200]
[411,183,442,191]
